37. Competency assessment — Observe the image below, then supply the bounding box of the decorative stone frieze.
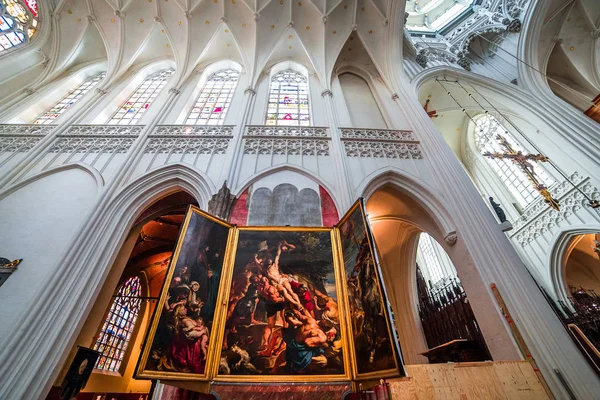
[0,124,56,153]
[48,125,143,154]
[242,126,330,156]
[340,128,422,159]
[343,141,422,159]
[243,138,330,156]
[144,125,234,155]
[145,138,230,155]
[510,173,600,247]
[48,137,135,154]
[65,125,143,136]
[245,125,328,138]
[0,124,56,135]
[153,125,234,136]
[340,128,416,141]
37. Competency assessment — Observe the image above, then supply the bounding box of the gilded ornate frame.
[135,206,235,381]
[335,199,405,380]
[211,225,353,382]
[135,203,404,382]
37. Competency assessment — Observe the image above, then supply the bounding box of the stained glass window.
[108,68,174,125]
[474,114,554,207]
[0,0,38,52]
[265,70,310,126]
[34,72,106,124]
[416,233,457,288]
[93,276,142,372]
[185,69,239,125]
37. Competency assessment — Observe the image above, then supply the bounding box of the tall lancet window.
[475,114,554,207]
[108,68,175,125]
[0,0,39,52]
[416,233,457,289]
[266,70,310,126]
[93,276,142,372]
[186,69,239,125]
[34,72,106,125]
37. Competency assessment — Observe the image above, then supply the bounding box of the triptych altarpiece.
[135,199,405,383]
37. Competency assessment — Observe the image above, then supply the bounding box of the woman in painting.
[165,304,206,373]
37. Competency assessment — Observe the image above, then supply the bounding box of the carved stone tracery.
[49,125,143,154]
[510,173,600,247]
[340,128,423,159]
[0,125,56,154]
[144,125,234,155]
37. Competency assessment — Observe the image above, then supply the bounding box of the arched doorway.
[364,180,519,364]
[46,191,200,398]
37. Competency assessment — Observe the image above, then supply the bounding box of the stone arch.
[360,169,518,364]
[358,168,455,236]
[0,162,104,201]
[233,164,341,219]
[549,224,600,306]
[0,162,215,399]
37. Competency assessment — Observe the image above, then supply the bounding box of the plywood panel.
[384,362,549,400]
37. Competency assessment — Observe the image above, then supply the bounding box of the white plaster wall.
[0,167,98,337]
[339,73,387,129]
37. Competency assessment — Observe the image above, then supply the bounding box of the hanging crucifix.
[483,134,561,211]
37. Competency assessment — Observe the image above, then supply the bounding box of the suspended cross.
[483,134,561,211]
[424,98,438,118]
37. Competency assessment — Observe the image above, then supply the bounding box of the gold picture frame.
[335,199,405,380]
[135,202,404,383]
[135,206,235,381]
[211,226,353,382]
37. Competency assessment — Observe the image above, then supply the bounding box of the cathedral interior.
[0,0,599,399]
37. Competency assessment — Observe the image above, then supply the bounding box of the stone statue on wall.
[208,181,237,221]
[489,197,507,223]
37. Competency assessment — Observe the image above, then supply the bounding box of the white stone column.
[319,88,353,211]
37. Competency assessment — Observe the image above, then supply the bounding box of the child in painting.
[184,317,210,358]
[167,305,206,373]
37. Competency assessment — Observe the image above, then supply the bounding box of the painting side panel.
[138,211,230,377]
[339,206,397,375]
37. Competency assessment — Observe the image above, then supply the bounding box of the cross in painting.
[483,134,560,211]
[423,98,438,118]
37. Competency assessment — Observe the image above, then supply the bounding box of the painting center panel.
[219,230,345,376]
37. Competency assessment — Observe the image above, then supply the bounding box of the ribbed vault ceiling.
[45,0,402,91]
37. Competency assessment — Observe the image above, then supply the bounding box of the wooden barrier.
[386,361,549,399]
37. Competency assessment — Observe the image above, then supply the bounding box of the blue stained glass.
[92,276,142,372]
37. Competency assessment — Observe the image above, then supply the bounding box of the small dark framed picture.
[59,346,100,400]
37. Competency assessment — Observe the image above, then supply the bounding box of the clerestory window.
[265,70,310,126]
[185,69,239,125]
